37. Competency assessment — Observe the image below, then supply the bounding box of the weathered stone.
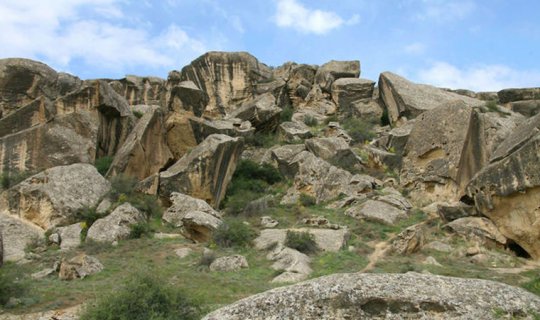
[375,188,412,211]
[181,210,222,242]
[386,120,414,155]
[424,241,453,253]
[159,134,243,208]
[243,195,275,216]
[86,203,145,243]
[437,201,478,222]
[305,137,364,172]
[364,146,402,170]
[268,144,306,179]
[164,111,199,160]
[322,121,352,143]
[32,266,57,279]
[57,223,83,251]
[209,255,249,272]
[378,72,483,126]
[260,216,279,228]
[162,192,219,227]
[400,101,487,203]
[0,213,44,261]
[301,216,342,230]
[481,111,524,159]
[107,106,173,180]
[489,111,540,162]
[345,200,407,225]
[254,228,348,252]
[203,272,540,319]
[443,217,507,247]
[508,100,540,117]
[180,52,272,117]
[331,78,374,115]
[278,121,313,142]
[391,224,425,254]
[190,117,253,144]
[315,60,360,92]
[268,245,312,283]
[424,256,442,266]
[59,254,103,280]
[1,164,110,229]
[227,93,281,132]
[498,87,540,104]
[165,79,208,117]
[108,75,165,106]
[350,100,384,123]
[467,121,540,258]
[175,247,193,258]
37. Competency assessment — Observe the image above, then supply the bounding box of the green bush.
[133,110,144,119]
[94,156,114,176]
[285,231,319,255]
[109,174,138,201]
[244,131,280,148]
[233,160,282,185]
[299,193,316,207]
[212,219,256,248]
[523,276,540,296]
[130,194,163,219]
[342,118,376,144]
[303,114,318,127]
[129,222,153,239]
[80,271,200,320]
[0,268,27,306]
[0,169,32,190]
[280,104,294,123]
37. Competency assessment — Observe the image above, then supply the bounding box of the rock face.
[86,203,145,243]
[180,52,272,117]
[443,217,507,247]
[379,72,483,126]
[108,75,165,106]
[1,164,110,229]
[400,101,487,203]
[467,114,540,258]
[0,213,44,261]
[57,223,83,250]
[159,134,244,208]
[331,78,374,115]
[228,93,281,132]
[181,210,222,242]
[305,137,363,171]
[107,106,173,180]
[498,87,540,104]
[162,192,219,227]
[164,78,208,117]
[278,121,313,143]
[315,60,360,92]
[203,272,540,319]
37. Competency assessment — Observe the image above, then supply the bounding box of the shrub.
[523,276,540,296]
[109,174,137,201]
[299,193,316,207]
[212,219,256,248]
[129,222,152,239]
[244,131,279,148]
[133,110,144,119]
[280,104,294,123]
[233,160,282,185]
[342,118,376,144]
[303,114,318,127]
[0,269,27,306]
[94,156,114,176]
[130,194,163,219]
[285,231,319,255]
[485,100,499,112]
[0,169,32,190]
[197,250,216,269]
[80,271,200,320]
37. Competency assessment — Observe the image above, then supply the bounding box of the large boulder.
[181,210,222,242]
[0,164,110,229]
[305,137,364,172]
[254,228,348,252]
[209,255,249,272]
[345,200,407,225]
[378,72,483,126]
[282,63,317,106]
[400,101,487,203]
[86,203,145,243]
[331,78,374,116]
[189,117,253,144]
[268,245,312,283]
[180,52,272,117]
[107,106,173,180]
[108,75,165,106]
[443,217,507,247]
[498,87,540,104]
[162,192,220,227]
[315,60,360,92]
[164,77,208,117]
[266,144,307,179]
[227,93,282,132]
[467,114,540,258]
[203,272,540,319]
[0,213,44,262]
[159,134,244,208]
[165,111,199,160]
[278,121,313,143]
[59,254,103,280]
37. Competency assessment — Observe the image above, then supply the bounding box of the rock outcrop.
[331,78,374,116]
[59,254,104,280]
[379,72,484,126]
[0,213,44,261]
[162,192,220,227]
[181,210,222,242]
[86,203,145,243]
[203,272,540,319]
[227,93,282,132]
[164,77,208,117]
[209,255,249,272]
[315,60,360,92]
[108,75,165,106]
[159,134,244,208]
[1,164,110,229]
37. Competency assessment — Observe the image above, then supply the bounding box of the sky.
[1,0,539,91]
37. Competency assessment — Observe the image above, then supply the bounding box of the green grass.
[311,250,369,277]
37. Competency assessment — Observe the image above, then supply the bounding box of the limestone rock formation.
[159,134,244,208]
[57,223,83,251]
[345,200,407,225]
[86,203,145,243]
[107,106,173,180]
[379,72,484,126]
[59,254,104,280]
[203,272,540,319]
[181,210,222,242]
[209,255,249,272]
[227,93,282,132]
[498,87,540,104]
[443,217,507,247]
[164,77,208,117]
[267,244,312,283]
[315,60,360,92]
[254,228,348,252]
[108,75,165,106]
[1,163,110,229]
[278,121,313,143]
[391,224,425,255]
[331,78,374,115]
[305,137,364,172]
[162,192,220,227]
[180,52,272,117]
[0,213,44,261]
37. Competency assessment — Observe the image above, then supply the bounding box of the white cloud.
[404,42,427,55]
[417,61,540,91]
[0,0,207,76]
[274,0,358,35]
[416,0,476,22]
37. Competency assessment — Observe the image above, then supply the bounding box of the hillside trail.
[359,234,395,273]
[490,259,540,274]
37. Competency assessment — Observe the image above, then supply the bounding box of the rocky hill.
[1,52,540,319]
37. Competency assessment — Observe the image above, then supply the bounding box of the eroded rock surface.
[86,203,145,243]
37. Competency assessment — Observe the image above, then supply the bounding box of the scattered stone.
[96,198,112,214]
[163,192,219,227]
[345,200,407,225]
[424,256,442,267]
[59,254,103,280]
[175,248,193,258]
[278,121,313,142]
[49,233,60,245]
[424,241,453,253]
[0,213,44,262]
[254,228,348,252]
[268,244,312,283]
[86,203,145,243]
[301,216,342,230]
[260,216,279,228]
[57,223,83,250]
[209,255,249,272]
[181,211,222,242]
[391,224,425,255]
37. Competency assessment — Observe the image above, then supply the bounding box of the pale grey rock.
[424,256,442,266]
[268,144,306,179]
[57,223,83,250]
[254,228,348,252]
[204,272,540,319]
[302,216,342,230]
[305,137,364,171]
[260,216,279,228]
[175,247,193,258]
[86,203,145,243]
[278,121,313,142]
[163,192,219,227]
[481,110,524,159]
[267,244,312,283]
[59,254,103,280]
[375,188,412,211]
[0,213,44,262]
[424,241,453,253]
[48,232,60,245]
[209,255,249,272]
[0,163,110,229]
[228,93,282,132]
[31,267,57,279]
[96,198,112,214]
[182,210,222,242]
[350,100,384,123]
[189,117,254,144]
[391,224,425,255]
[443,217,507,246]
[315,60,360,92]
[345,200,407,225]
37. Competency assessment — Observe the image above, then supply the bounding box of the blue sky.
[1,0,539,91]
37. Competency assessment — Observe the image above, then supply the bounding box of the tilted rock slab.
[227,93,282,132]
[315,60,360,93]
[203,272,540,319]
[0,213,44,262]
[86,203,145,243]
[379,72,484,126]
[163,192,220,227]
[159,134,244,208]
[0,163,110,229]
[107,106,173,180]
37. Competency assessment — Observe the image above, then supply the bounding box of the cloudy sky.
[1,0,539,91]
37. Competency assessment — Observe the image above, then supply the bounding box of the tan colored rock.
[350,100,384,123]
[59,254,103,280]
[443,217,507,247]
[315,60,360,92]
[159,134,244,208]
[180,52,272,117]
[278,121,313,143]
[57,223,83,251]
[228,93,281,132]
[164,77,208,117]
[165,111,199,160]
[378,72,483,126]
[107,106,173,180]
[190,117,254,144]
[267,144,306,179]
[305,137,364,172]
[203,272,540,319]
[1,164,110,229]
[391,224,425,254]
[0,213,44,262]
[86,203,145,243]
[108,75,165,106]
[331,78,374,115]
